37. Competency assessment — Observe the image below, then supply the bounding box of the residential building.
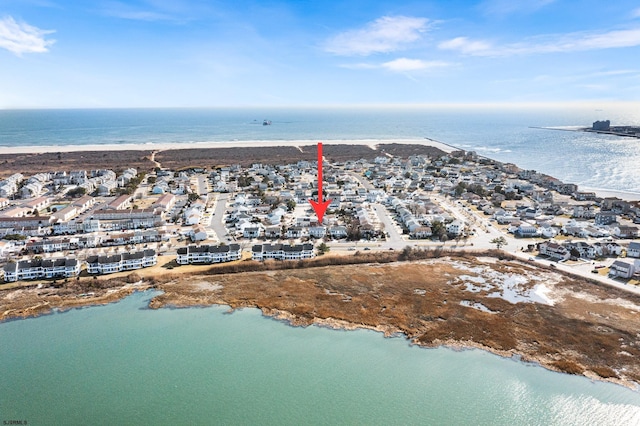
[176,244,241,264]
[538,241,570,261]
[609,260,635,279]
[3,257,80,282]
[86,249,157,274]
[251,243,314,261]
[627,241,640,258]
[595,212,617,226]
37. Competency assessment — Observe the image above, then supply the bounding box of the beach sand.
[0,138,458,155]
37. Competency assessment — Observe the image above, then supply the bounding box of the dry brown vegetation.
[0,150,156,177]
[0,143,449,178]
[3,254,640,388]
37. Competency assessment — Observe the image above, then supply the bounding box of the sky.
[1,0,640,108]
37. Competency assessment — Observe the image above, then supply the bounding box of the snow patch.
[460,300,497,314]
[452,261,555,306]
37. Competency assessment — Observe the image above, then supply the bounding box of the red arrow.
[309,142,332,224]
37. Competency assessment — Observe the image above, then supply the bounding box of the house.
[264,225,282,239]
[3,257,80,282]
[22,196,50,212]
[627,241,640,258]
[251,243,314,261]
[86,249,157,275]
[446,220,464,236]
[52,205,78,223]
[243,226,263,239]
[515,223,540,238]
[176,244,242,265]
[593,242,623,257]
[609,260,635,279]
[285,226,308,239]
[190,225,209,242]
[411,226,433,239]
[152,194,176,213]
[308,226,327,239]
[595,212,617,226]
[538,241,570,261]
[107,194,132,210]
[564,241,596,259]
[328,226,348,239]
[613,226,639,239]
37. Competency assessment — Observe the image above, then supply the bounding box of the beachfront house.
[628,241,640,258]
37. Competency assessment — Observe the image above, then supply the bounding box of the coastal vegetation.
[3,249,640,388]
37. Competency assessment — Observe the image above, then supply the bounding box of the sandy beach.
[0,138,459,155]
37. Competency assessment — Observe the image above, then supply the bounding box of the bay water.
[2,107,640,423]
[1,291,639,425]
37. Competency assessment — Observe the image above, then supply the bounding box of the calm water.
[1,291,639,425]
[1,106,640,193]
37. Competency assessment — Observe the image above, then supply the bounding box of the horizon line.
[2,101,640,111]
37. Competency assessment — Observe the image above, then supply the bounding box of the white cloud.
[632,8,640,19]
[324,16,430,56]
[381,58,450,72]
[340,58,451,72]
[439,28,640,57]
[438,37,492,55]
[0,16,55,55]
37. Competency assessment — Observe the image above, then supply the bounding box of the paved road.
[372,203,406,249]
[208,193,230,242]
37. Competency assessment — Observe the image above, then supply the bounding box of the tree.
[67,186,87,198]
[317,242,330,255]
[570,248,581,260]
[490,236,508,250]
[286,199,296,212]
[431,221,447,240]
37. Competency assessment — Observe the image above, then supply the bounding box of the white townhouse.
[176,244,241,265]
[328,226,348,239]
[86,249,157,275]
[628,241,640,258]
[3,257,80,282]
[251,243,314,261]
[285,226,309,239]
[308,226,327,239]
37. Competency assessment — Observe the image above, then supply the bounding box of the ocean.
[0,106,639,195]
[2,106,640,423]
[1,291,639,425]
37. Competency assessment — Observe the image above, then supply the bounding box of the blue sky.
[1,0,640,108]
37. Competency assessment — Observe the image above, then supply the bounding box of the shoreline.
[3,137,640,201]
[0,138,459,155]
[4,254,640,390]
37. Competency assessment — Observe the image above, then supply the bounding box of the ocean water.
[1,291,639,425]
[0,106,639,194]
